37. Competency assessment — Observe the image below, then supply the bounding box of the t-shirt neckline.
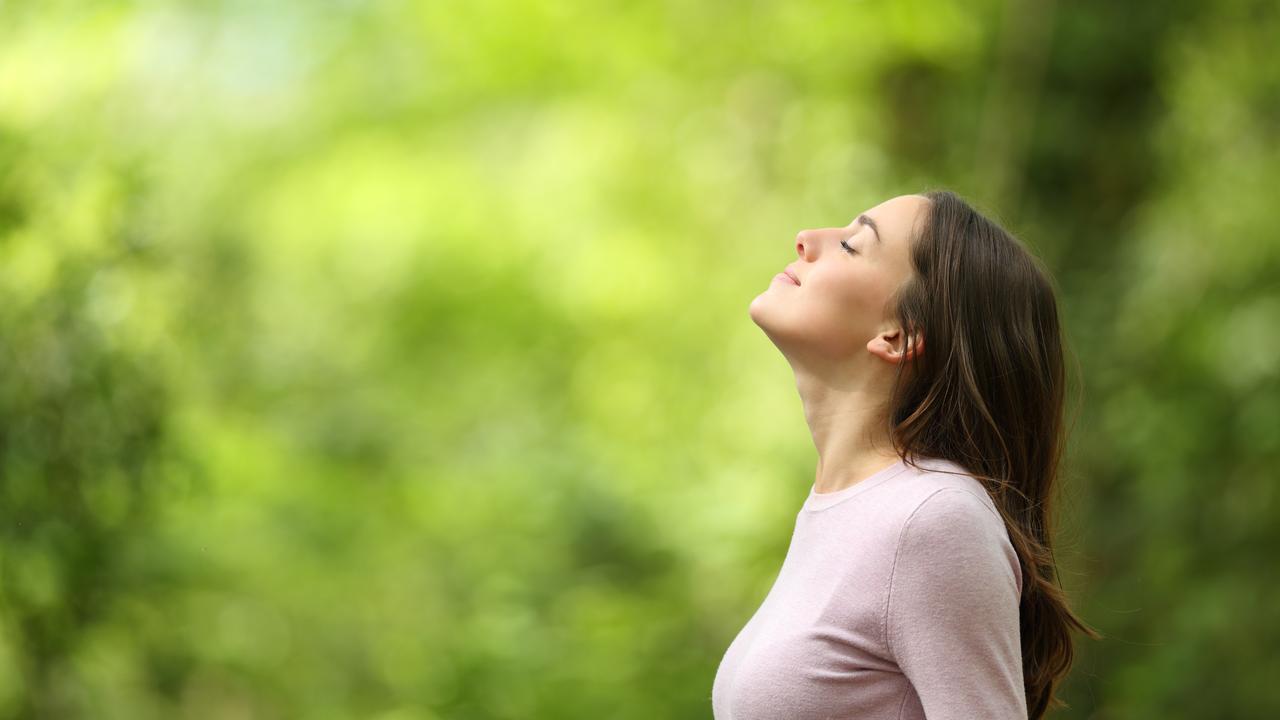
[803,457,911,512]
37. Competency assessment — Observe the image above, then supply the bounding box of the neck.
[794,369,902,494]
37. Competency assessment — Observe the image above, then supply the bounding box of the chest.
[712,522,909,719]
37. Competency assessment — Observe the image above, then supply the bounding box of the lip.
[783,269,800,286]
[774,271,799,286]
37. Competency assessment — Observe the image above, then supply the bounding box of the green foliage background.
[2,0,1277,717]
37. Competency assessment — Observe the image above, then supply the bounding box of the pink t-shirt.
[711,455,1027,719]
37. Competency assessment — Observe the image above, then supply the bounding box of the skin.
[747,194,931,494]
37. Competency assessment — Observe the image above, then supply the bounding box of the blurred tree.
[0,137,178,717]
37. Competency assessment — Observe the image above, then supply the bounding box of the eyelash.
[840,239,858,255]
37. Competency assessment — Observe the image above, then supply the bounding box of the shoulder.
[899,488,1006,552]
[883,456,1004,529]
[887,457,1021,594]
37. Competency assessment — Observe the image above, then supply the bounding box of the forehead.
[861,194,929,247]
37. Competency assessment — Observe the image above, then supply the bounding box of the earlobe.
[867,333,895,362]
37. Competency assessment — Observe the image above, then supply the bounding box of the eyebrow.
[856,214,882,245]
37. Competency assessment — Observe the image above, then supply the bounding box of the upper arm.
[885,489,1027,719]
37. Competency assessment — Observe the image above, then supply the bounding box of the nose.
[796,229,819,260]
[797,226,847,259]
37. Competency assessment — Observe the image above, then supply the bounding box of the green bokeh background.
[2,1,1277,718]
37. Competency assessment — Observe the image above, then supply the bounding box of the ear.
[866,325,924,365]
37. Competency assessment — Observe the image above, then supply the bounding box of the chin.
[748,292,771,326]
[748,296,788,342]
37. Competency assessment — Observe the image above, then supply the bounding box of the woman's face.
[748,194,930,366]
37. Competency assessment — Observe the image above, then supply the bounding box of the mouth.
[783,270,800,286]
[773,271,799,286]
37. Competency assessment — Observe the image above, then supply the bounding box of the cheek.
[784,277,882,354]
[813,270,886,313]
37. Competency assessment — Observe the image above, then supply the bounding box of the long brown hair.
[886,189,1102,718]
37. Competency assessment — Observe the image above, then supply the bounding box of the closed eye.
[840,239,858,255]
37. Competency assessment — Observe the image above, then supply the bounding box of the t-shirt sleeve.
[885,488,1027,719]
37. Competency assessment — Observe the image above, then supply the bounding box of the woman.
[711,190,1101,720]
